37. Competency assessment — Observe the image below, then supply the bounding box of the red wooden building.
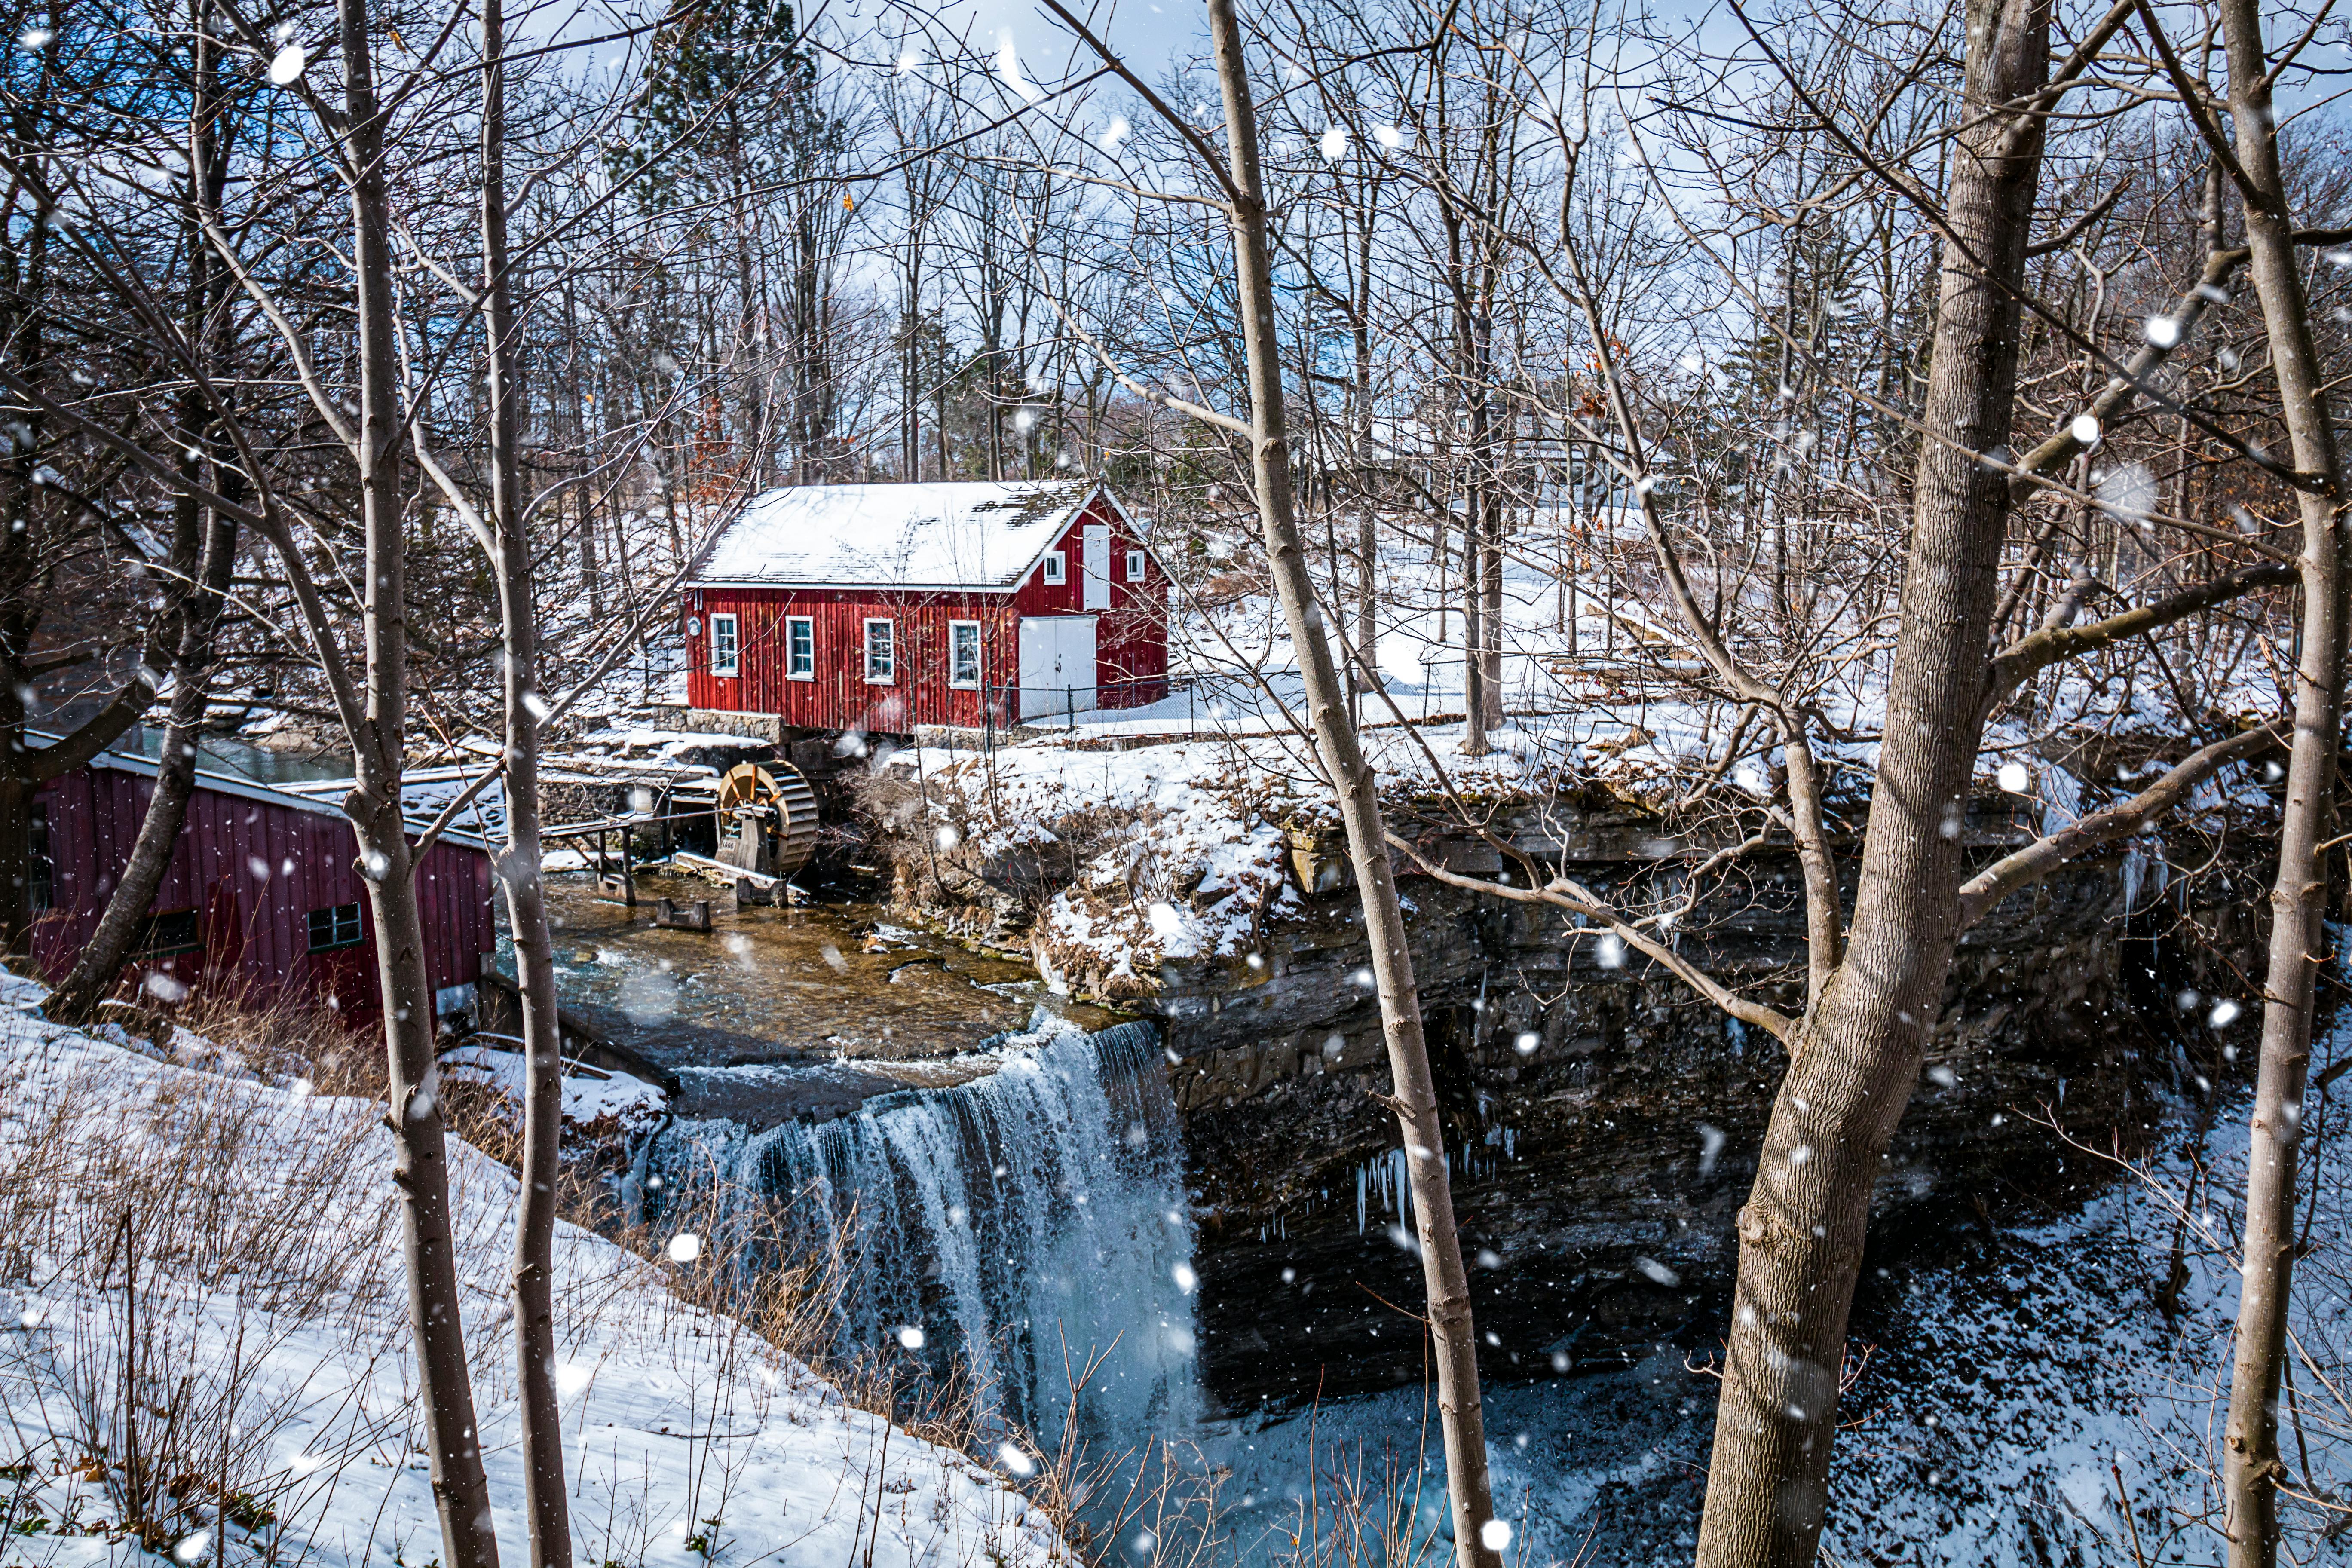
[29,740,495,1026]
[681,481,1169,732]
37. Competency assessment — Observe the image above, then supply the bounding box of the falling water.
[632,1021,1199,1446]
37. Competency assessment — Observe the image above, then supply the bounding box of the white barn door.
[1018,616,1098,720]
[1082,523,1112,610]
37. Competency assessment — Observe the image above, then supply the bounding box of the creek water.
[525,869,1197,1449]
[526,868,1116,1124]
[632,1023,1203,1450]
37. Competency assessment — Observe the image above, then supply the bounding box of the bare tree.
[481,0,569,1556]
[1199,1,1501,1558]
[41,0,242,1027]
[2202,0,2350,1555]
[314,0,502,1551]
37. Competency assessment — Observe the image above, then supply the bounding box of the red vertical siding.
[685,589,1017,731]
[1007,495,1171,705]
[685,492,1171,726]
[29,765,493,1025]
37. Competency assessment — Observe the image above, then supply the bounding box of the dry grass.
[0,1008,413,1565]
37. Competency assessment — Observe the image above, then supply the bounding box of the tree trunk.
[1472,286,1502,734]
[1693,0,2050,1559]
[1461,493,1485,750]
[339,0,501,1557]
[1479,495,1503,730]
[730,158,766,483]
[2216,0,2349,1553]
[44,505,237,1024]
[481,1,571,1560]
[1448,198,1490,758]
[1204,6,1498,1565]
[566,287,601,623]
[0,178,168,951]
[1352,305,1377,725]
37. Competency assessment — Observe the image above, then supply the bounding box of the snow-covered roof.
[689,481,1104,593]
[28,728,496,853]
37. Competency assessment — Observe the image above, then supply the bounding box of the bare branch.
[1984,560,2294,710]
[1387,832,1799,1043]
[1957,725,2283,928]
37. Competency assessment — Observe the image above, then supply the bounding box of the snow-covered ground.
[0,994,1063,1568]
[440,1042,671,1137]
[904,700,2266,993]
[909,721,1574,986]
[886,523,2283,993]
[965,518,2274,817]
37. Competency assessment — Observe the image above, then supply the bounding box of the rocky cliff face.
[869,783,2264,1415]
[1163,854,2262,1414]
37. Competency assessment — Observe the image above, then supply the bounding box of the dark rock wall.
[1147,829,2257,1415]
[861,778,2267,1416]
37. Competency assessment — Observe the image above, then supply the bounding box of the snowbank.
[0,1006,1062,1568]
[900,659,2278,992]
[904,724,1573,988]
[439,1043,670,1137]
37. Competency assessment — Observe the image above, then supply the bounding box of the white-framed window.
[1126,549,1148,582]
[709,613,739,677]
[948,620,982,688]
[1041,550,1066,585]
[864,618,896,684]
[786,616,815,680]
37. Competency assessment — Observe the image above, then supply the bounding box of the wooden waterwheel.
[713,761,821,881]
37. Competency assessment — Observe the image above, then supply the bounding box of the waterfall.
[635,1021,1199,1446]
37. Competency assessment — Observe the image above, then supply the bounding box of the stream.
[513,869,1193,1446]
[516,868,1116,1124]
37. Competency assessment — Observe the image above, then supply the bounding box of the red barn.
[29,739,495,1026]
[681,481,1168,732]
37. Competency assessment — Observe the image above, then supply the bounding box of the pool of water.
[123,724,355,784]
[504,867,1120,1126]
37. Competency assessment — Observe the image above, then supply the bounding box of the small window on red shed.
[135,909,202,956]
[1126,550,1147,582]
[1042,551,1066,585]
[948,621,982,688]
[308,902,363,952]
[28,799,49,912]
[864,619,896,684]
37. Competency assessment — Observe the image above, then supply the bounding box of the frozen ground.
[440,1041,671,1136]
[904,698,2267,992]
[883,523,2283,995]
[0,986,1063,1568]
